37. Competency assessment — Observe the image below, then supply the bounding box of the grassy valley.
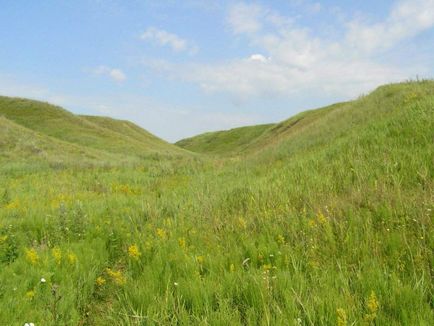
[0,81,433,325]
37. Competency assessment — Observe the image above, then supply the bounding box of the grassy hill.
[175,105,344,156]
[176,124,274,155]
[0,116,119,168]
[177,82,434,161]
[80,115,172,150]
[0,96,184,162]
[0,81,433,325]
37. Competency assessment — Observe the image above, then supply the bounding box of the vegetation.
[176,123,274,155]
[0,81,433,325]
[0,96,184,159]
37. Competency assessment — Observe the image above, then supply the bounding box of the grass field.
[0,81,433,325]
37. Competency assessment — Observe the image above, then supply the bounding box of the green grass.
[0,96,185,159]
[175,123,275,155]
[0,81,433,325]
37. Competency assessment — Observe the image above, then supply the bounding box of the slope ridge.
[175,123,274,155]
[0,96,183,158]
[176,81,434,157]
[0,116,119,166]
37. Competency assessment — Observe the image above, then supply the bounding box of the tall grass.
[0,81,433,325]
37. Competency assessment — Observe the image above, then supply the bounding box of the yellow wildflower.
[156,228,167,239]
[238,217,247,229]
[276,234,285,245]
[52,247,62,265]
[25,248,39,265]
[106,268,126,285]
[178,237,186,249]
[367,291,379,314]
[317,211,328,224]
[67,252,77,265]
[336,308,347,326]
[263,264,272,271]
[25,290,35,300]
[308,219,316,228]
[196,256,205,264]
[127,244,141,260]
[5,199,19,210]
[364,291,379,323]
[96,276,106,286]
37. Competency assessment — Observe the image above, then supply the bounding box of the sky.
[1,0,433,142]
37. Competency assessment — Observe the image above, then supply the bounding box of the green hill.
[176,82,434,160]
[80,115,172,150]
[0,96,185,163]
[0,116,123,168]
[175,123,274,155]
[175,104,345,156]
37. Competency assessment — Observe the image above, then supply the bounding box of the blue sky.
[1,0,433,141]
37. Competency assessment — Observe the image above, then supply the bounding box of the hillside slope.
[0,116,121,167]
[80,115,172,150]
[0,96,184,159]
[175,123,274,155]
[176,82,434,159]
[175,104,343,156]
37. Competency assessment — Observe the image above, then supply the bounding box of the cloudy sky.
[1,0,433,141]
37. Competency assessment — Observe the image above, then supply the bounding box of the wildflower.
[230,263,235,272]
[40,278,46,284]
[308,219,316,228]
[276,234,285,245]
[317,211,328,224]
[178,237,186,249]
[51,247,62,265]
[67,252,77,265]
[238,217,247,229]
[196,256,204,264]
[156,228,167,239]
[367,291,379,314]
[263,264,272,271]
[173,282,179,287]
[106,268,126,285]
[336,308,347,326]
[25,248,39,265]
[25,290,35,300]
[5,199,19,210]
[96,276,106,286]
[127,244,141,260]
[364,291,379,323]
[24,323,35,326]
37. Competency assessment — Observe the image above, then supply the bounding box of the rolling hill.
[0,116,118,166]
[175,123,275,155]
[0,96,186,166]
[176,82,434,160]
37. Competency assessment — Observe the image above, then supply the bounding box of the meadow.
[0,81,433,325]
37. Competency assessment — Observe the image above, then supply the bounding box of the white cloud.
[248,54,269,63]
[227,3,264,34]
[92,66,127,82]
[144,1,433,100]
[347,0,434,53]
[141,27,198,54]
